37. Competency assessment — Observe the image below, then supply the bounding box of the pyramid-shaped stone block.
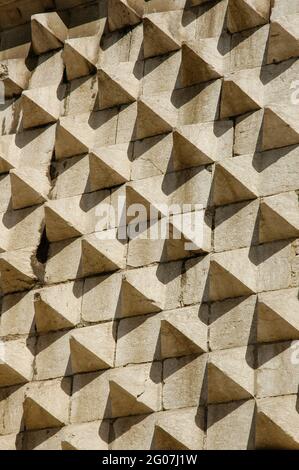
[256,396,299,449]
[259,192,299,243]
[143,12,182,59]
[22,86,61,129]
[108,0,143,32]
[70,323,115,373]
[45,198,88,242]
[10,168,49,209]
[258,288,299,343]
[208,347,254,404]
[120,266,165,316]
[0,248,38,294]
[0,59,31,98]
[227,0,270,33]
[181,39,225,87]
[210,248,257,301]
[0,338,33,387]
[97,61,140,109]
[63,36,98,81]
[23,379,70,430]
[89,144,131,190]
[267,15,299,64]
[34,283,81,333]
[31,12,68,55]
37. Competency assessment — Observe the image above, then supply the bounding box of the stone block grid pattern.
[0,0,298,450]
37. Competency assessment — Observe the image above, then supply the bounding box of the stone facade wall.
[0,0,298,450]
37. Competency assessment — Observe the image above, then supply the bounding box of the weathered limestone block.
[127,167,212,223]
[71,363,161,423]
[0,338,34,387]
[45,230,126,284]
[0,247,40,294]
[0,433,21,450]
[99,23,142,68]
[109,362,162,418]
[111,407,204,450]
[45,190,111,242]
[22,85,62,129]
[256,395,299,449]
[135,94,176,140]
[262,106,299,151]
[127,212,211,266]
[142,11,185,59]
[0,385,26,435]
[89,144,131,190]
[108,0,144,32]
[0,98,22,135]
[97,61,142,109]
[82,262,181,322]
[267,14,299,64]
[234,106,299,155]
[0,205,44,252]
[115,305,208,366]
[63,35,99,81]
[209,248,257,301]
[210,295,257,350]
[234,110,264,156]
[55,110,118,159]
[212,155,259,206]
[207,399,255,450]
[31,12,68,55]
[0,0,298,452]
[0,134,20,173]
[182,255,210,305]
[111,413,155,450]
[214,200,259,252]
[257,240,298,292]
[120,265,166,316]
[65,75,97,116]
[259,145,299,196]
[131,120,232,180]
[34,282,82,333]
[193,0,228,39]
[257,341,299,397]
[259,192,299,243]
[208,346,255,404]
[221,68,264,118]
[0,175,11,214]
[257,288,299,343]
[143,51,182,94]
[180,37,228,86]
[70,370,109,423]
[23,378,71,430]
[61,421,109,450]
[51,155,90,199]
[35,331,71,381]
[82,272,122,322]
[0,291,35,337]
[172,121,233,167]
[176,80,222,126]
[23,428,62,451]
[0,58,31,98]
[70,323,116,373]
[29,50,64,88]
[230,25,269,72]
[14,124,56,171]
[227,0,270,33]
[163,355,207,409]
[81,231,127,276]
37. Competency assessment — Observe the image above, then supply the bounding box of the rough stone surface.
[0,0,298,450]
